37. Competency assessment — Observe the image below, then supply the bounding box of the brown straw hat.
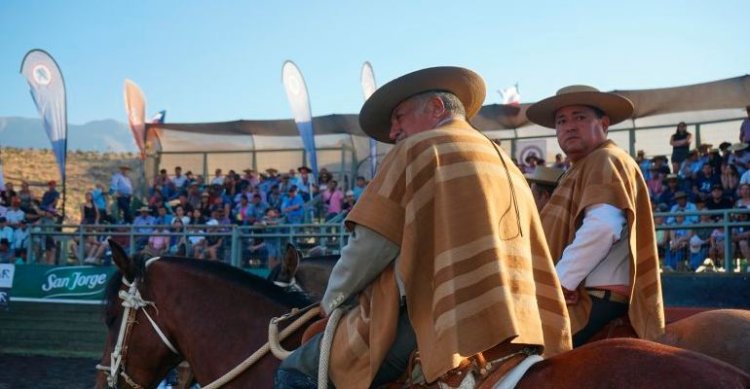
[525,166,565,186]
[526,85,634,129]
[359,66,486,144]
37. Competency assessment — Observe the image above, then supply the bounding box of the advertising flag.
[20,50,68,180]
[282,61,318,177]
[361,62,379,178]
[124,79,147,159]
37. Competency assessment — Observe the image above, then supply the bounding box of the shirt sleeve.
[321,224,400,315]
[555,203,626,291]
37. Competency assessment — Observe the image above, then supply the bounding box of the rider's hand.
[562,287,579,305]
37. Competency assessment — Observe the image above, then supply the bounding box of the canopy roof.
[147,75,750,144]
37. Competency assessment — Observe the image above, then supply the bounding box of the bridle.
[96,257,179,389]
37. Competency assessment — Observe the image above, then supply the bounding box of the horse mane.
[104,255,312,325]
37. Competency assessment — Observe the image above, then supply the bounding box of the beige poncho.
[329,119,571,388]
[541,140,665,340]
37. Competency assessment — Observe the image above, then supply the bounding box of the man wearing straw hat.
[275,67,571,388]
[526,85,665,347]
[525,166,565,211]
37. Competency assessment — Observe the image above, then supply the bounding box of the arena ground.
[0,353,99,389]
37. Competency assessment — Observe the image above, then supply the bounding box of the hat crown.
[556,85,600,96]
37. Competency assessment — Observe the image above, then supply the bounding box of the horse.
[590,308,750,374]
[270,245,750,375]
[95,241,314,388]
[96,241,750,388]
[267,243,337,300]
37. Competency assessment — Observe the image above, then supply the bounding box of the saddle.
[398,342,542,389]
[303,317,542,388]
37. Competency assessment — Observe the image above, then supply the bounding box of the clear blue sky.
[1,0,748,125]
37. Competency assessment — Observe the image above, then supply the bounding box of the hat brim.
[526,91,634,129]
[359,66,486,144]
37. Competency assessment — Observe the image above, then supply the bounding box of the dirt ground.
[0,354,99,389]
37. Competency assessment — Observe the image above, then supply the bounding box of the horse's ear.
[109,239,135,279]
[282,243,300,276]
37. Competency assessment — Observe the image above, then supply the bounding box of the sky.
[1,0,748,125]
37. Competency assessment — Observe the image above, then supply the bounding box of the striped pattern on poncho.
[329,119,571,388]
[540,140,665,340]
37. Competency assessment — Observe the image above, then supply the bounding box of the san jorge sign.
[12,265,117,304]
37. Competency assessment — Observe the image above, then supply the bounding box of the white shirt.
[555,203,629,291]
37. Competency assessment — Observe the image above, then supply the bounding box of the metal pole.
[723,209,732,272]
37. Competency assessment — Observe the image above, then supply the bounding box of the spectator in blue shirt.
[281,186,305,224]
[40,180,60,211]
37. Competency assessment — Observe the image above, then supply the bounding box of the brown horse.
[591,309,750,374]
[95,241,313,388]
[96,241,750,388]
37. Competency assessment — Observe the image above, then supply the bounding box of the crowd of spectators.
[0,163,369,267]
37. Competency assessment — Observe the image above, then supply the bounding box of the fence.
[24,222,349,270]
[19,208,750,273]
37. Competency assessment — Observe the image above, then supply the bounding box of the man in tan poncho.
[274,67,571,388]
[526,85,665,347]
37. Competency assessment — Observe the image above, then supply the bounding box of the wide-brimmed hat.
[674,191,688,200]
[526,85,634,128]
[119,165,131,170]
[359,66,486,144]
[297,166,312,173]
[525,166,565,186]
[138,206,151,212]
[730,143,749,152]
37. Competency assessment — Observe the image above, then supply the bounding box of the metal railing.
[24,222,349,269]
[20,208,750,273]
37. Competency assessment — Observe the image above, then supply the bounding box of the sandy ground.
[0,354,99,389]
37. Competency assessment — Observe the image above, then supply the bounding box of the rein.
[97,257,178,389]
[97,287,178,387]
[98,256,320,388]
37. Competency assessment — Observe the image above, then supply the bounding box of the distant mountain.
[0,116,137,152]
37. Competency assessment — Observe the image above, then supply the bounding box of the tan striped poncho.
[329,119,571,388]
[540,140,665,340]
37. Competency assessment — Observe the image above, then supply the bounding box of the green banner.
[11,265,117,304]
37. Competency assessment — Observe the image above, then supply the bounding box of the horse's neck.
[150,265,292,384]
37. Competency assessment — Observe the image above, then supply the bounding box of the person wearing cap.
[668,191,698,225]
[40,180,60,212]
[692,162,721,202]
[657,174,680,208]
[275,67,570,388]
[729,142,750,173]
[705,183,733,219]
[669,121,692,174]
[525,166,565,211]
[110,165,134,223]
[132,206,155,250]
[280,185,304,224]
[526,85,665,346]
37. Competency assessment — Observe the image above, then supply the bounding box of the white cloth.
[555,203,627,291]
[321,224,400,315]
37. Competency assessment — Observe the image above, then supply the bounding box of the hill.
[0,117,136,152]
[1,147,145,224]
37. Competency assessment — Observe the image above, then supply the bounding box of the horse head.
[268,243,302,292]
[95,239,182,389]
